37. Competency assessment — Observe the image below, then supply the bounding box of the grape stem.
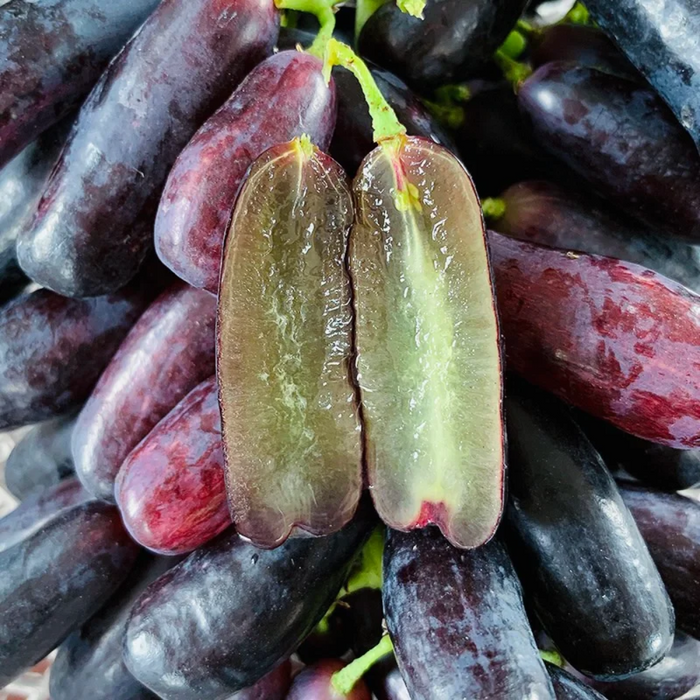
[331,634,395,695]
[482,198,507,221]
[540,649,566,668]
[397,0,426,17]
[355,0,389,41]
[273,0,337,56]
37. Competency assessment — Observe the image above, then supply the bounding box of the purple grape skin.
[0,500,140,687]
[4,412,77,500]
[518,63,700,242]
[0,0,160,169]
[546,664,605,700]
[0,478,89,554]
[0,285,150,430]
[493,180,700,292]
[16,0,279,299]
[357,0,529,92]
[50,554,179,700]
[73,282,216,502]
[123,508,375,699]
[155,49,336,294]
[619,483,700,640]
[232,662,291,700]
[383,528,555,700]
[589,631,700,700]
[505,382,674,679]
[286,659,371,700]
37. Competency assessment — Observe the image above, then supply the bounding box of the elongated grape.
[351,136,503,549]
[17,0,279,298]
[156,50,336,293]
[0,501,139,686]
[0,0,159,167]
[384,528,555,699]
[546,665,606,700]
[124,508,374,698]
[5,413,76,500]
[74,283,216,501]
[505,382,674,679]
[116,377,229,555]
[218,137,362,548]
[488,230,700,448]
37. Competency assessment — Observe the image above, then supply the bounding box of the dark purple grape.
[286,659,371,700]
[73,282,216,502]
[590,630,700,700]
[297,605,353,665]
[546,664,606,700]
[531,24,638,79]
[232,662,292,700]
[383,528,555,699]
[4,412,77,500]
[347,588,384,656]
[0,478,88,553]
[518,63,700,242]
[124,507,375,699]
[619,483,700,639]
[0,500,140,686]
[16,0,279,298]
[492,180,700,292]
[504,380,674,679]
[50,553,177,700]
[0,285,150,430]
[575,412,700,491]
[367,660,411,700]
[0,0,159,168]
[358,0,529,92]
[585,0,700,150]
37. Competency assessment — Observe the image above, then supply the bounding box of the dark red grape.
[505,381,674,679]
[0,500,140,686]
[384,528,555,699]
[546,664,606,700]
[0,478,88,554]
[123,507,375,698]
[4,412,76,500]
[358,0,529,92]
[115,376,229,555]
[155,49,336,293]
[0,284,149,430]
[488,230,700,448]
[492,180,700,292]
[73,282,216,502]
[518,63,700,242]
[619,483,700,639]
[0,0,159,168]
[286,659,371,700]
[233,661,292,700]
[16,0,279,298]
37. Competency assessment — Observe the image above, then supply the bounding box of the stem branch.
[331,635,394,695]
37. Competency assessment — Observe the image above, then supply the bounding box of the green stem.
[482,197,506,221]
[499,29,528,60]
[422,99,465,129]
[397,0,426,17]
[516,18,539,38]
[331,635,394,695]
[323,38,407,147]
[274,0,337,56]
[355,0,389,42]
[494,49,533,89]
[344,526,384,594]
[540,649,566,668]
[565,2,590,25]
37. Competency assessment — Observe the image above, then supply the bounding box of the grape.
[232,662,291,700]
[518,63,700,242]
[367,661,411,700]
[488,230,700,448]
[0,285,149,430]
[16,0,279,298]
[504,381,674,679]
[357,0,529,92]
[575,412,700,492]
[0,0,159,168]
[619,483,700,639]
[218,138,362,548]
[4,413,76,500]
[50,553,177,700]
[384,528,554,699]
[492,180,700,292]
[286,659,371,700]
[74,282,216,502]
[351,137,503,549]
[115,377,229,555]
[0,478,88,554]
[123,508,374,699]
[155,50,336,293]
[298,605,353,665]
[347,589,384,656]
[546,664,606,700]
[0,500,139,686]
[590,630,700,700]
[585,0,700,150]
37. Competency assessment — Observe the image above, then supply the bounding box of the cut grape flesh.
[350,136,504,549]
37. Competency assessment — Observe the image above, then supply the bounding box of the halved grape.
[350,136,504,549]
[218,137,363,548]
